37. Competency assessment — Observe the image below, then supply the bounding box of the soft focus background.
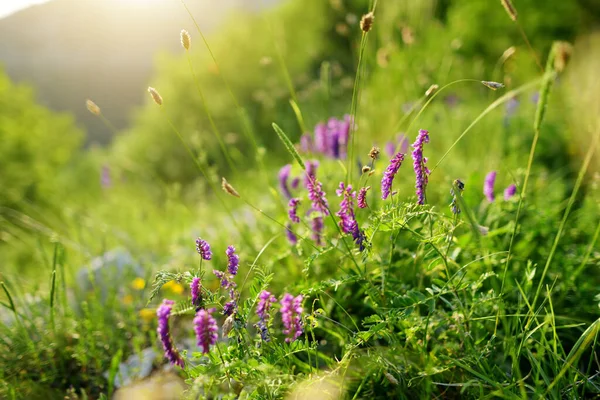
[1,0,600,398]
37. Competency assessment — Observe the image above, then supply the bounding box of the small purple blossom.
[226,245,239,276]
[257,290,277,325]
[311,216,324,246]
[504,184,517,200]
[304,160,319,187]
[288,198,301,223]
[195,238,212,260]
[336,182,359,238]
[280,294,304,343]
[291,177,300,189]
[384,134,408,157]
[194,308,218,354]
[381,152,406,200]
[285,224,298,245]
[411,129,430,205]
[357,186,371,209]
[223,300,237,316]
[101,165,111,189]
[278,164,293,200]
[300,133,313,153]
[157,299,184,368]
[213,270,232,289]
[307,177,330,216]
[302,117,350,159]
[191,277,201,307]
[484,171,497,202]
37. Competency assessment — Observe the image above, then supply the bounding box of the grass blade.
[272,122,305,170]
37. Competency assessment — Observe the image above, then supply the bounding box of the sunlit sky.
[0,0,51,18]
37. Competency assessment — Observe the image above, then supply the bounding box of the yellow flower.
[139,308,156,323]
[163,280,184,295]
[131,277,146,291]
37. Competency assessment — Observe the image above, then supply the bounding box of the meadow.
[1,0,599,398]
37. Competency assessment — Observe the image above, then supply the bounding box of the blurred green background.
[1,0,599,279]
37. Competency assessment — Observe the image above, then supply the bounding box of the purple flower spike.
[285,224,298,245]
[484,171,497,202]
[504,184,517,200]
[213,270,231,289]
[101,165,111,189]
[191,277,201,307]
[226,245,239,276]
[257,290,277,324]
[411,129,430,205]
[194,308,218,354]
[300,133,313,153]
[357,186,371,209]
[223,300,237,316]
[280,294,304,343]
[384,141,396,158]
[307,178,330,216]
[288,198,301,223]
[304,160,319,187]
[336,182,359,238]
[314,123,328,153]
[311,216,324,246]
[195,238,212,260]
[278,164,293,200]
[157,299,185,368]
[291,177,300,189]
[381,152,406,200]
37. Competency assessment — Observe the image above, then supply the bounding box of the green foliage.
[0,68,82,209]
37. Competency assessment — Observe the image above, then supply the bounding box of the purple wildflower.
[381,152,406,200]
[504,184,517,200]
[384,141,396,158]
[194,308,218,354]
[484,171,497,202]
[278,164,293,199]
[213,270,232,289]
[304,160,319,187]
[157,299,184,368]
[195,238,212,260]
[288,198,301,223]
[300,133,313,153]
[336,182,359,236]
[191,277,201,307]
[357,186,371,209]
[285,224,298,245]
[257,290,277,325]
[307,178,330,216]
[411,129,430,205]
[226,245,239,276]
[223,300,237,316]
[280,294,304,343]
[311,216,324,246]
[314,123,328,153]
[291,177,300,189]
[101,165,111,189]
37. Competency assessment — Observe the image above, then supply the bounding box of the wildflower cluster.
[300,115,351,159]
[483,170,517,202]
[155,239,305,368]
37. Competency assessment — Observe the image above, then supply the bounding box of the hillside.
[0,0,277,144]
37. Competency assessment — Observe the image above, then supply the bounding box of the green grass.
[1,0,599,398]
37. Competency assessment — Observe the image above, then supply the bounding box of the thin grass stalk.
[347,33,369,184]
[161,110,255,251]
[431,77,544,174]
[179,0,260,154]
[528,123,600,316]
[185,51,237,172]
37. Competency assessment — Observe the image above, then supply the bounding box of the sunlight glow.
[0,0,50,18]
